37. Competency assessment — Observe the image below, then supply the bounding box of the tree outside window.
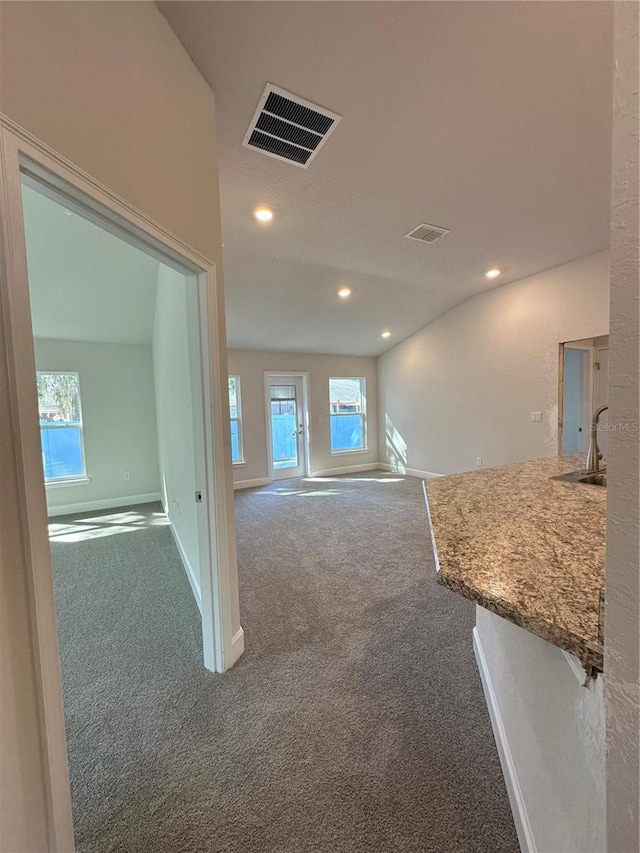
[37,372,86,481]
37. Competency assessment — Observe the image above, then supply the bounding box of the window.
[229,376,244,463]
[329,377,366,452]
[37,372,86,482]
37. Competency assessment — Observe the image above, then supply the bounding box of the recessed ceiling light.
[253,206,273,223]
[337,287,351,298]
[485,268,501,279]
[381,330,391,339]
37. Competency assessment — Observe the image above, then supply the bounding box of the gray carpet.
[51,472,519,853]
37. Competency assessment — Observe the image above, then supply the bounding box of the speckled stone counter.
[423,454,606,671]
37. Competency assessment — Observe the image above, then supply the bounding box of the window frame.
[329,376,367,454]
[37,370,87,484]
[228,375,244,464]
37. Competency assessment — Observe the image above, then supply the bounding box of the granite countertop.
[423,454,606,671]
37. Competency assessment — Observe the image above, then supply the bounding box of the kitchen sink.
[578,471,607,487]
[551,469,607,487]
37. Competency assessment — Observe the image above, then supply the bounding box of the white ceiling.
[22,183,160,344]
[160,1,613,357]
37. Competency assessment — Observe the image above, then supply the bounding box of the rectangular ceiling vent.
[243,84,341,169]
[405,222,450,244]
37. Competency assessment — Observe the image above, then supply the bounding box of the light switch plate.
[531,411,542,422]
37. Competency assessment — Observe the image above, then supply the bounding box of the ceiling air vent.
[405,222,450,244]
[243,84,341,169]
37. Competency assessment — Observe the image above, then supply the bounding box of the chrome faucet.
[586,405,608,472]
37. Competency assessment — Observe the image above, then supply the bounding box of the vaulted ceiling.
[160,1,613,357]
[23,183,160,345]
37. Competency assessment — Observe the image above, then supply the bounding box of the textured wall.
[477,609,606,851]
[606,3,640,850]
[227,349,379,484]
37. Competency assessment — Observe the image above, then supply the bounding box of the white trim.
[378,462,444,479]
[422,479,442,575]
[563,650,590,685]
[47,492,162,518]
[0,115,242,851]
[37,369,88,484]
[228,626,245,668]
[233,477,271,490]
[309,462,380,477]
[264,371,311,481]
[46,477,92,489]
[329,375,367,454]
[228,374,244,465]
[473,627,537,853]
[0,118,75,853]
[168,522,202,612]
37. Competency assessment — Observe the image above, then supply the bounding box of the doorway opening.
[265,373,310,480]
[0,118,243,847]
[20,169,221,662]
[558,335,609,455]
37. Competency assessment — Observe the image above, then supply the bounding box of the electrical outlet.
[531,411,542,422]
[476,456,483,467]
[123,471,131,481]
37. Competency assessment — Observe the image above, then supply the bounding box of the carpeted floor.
[51,472,519,853]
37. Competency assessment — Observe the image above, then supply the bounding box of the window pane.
[229,377,238,418]
[41,426,84,479]
[37,372,85,480]
[271,384,296,401]
[329,378,363,414]
[270,404,298,467]
[230,419,241,462]
[330,414,364,451]
[37,372,81,424]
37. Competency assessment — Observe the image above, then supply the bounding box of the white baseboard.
[378,462,443,479]
[233,477,270,490]
[473,627,536,853]
[309,462,381,477]
[224,626,245,671]
[168,523,202,613]
[562,650,590,685]
[233,463,442,486]
[47,491,162,518]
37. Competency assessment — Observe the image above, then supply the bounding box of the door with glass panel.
[267,376,307,480]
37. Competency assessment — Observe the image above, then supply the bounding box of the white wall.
[606,3,640,849]
[152,265,200,594]
[0,3,236,849]
[476,610,606,852]
[379,250,611,851]
[34,339,161,513]
[227,349,379,486]
[379,251,610,476]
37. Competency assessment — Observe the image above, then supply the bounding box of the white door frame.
[0,116,241,851]
[264,371,311,481]
[559,336,609,454]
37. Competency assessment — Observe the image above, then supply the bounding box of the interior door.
[562,347,591,453]
[268,377,306,480]
[595,346,609,458]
